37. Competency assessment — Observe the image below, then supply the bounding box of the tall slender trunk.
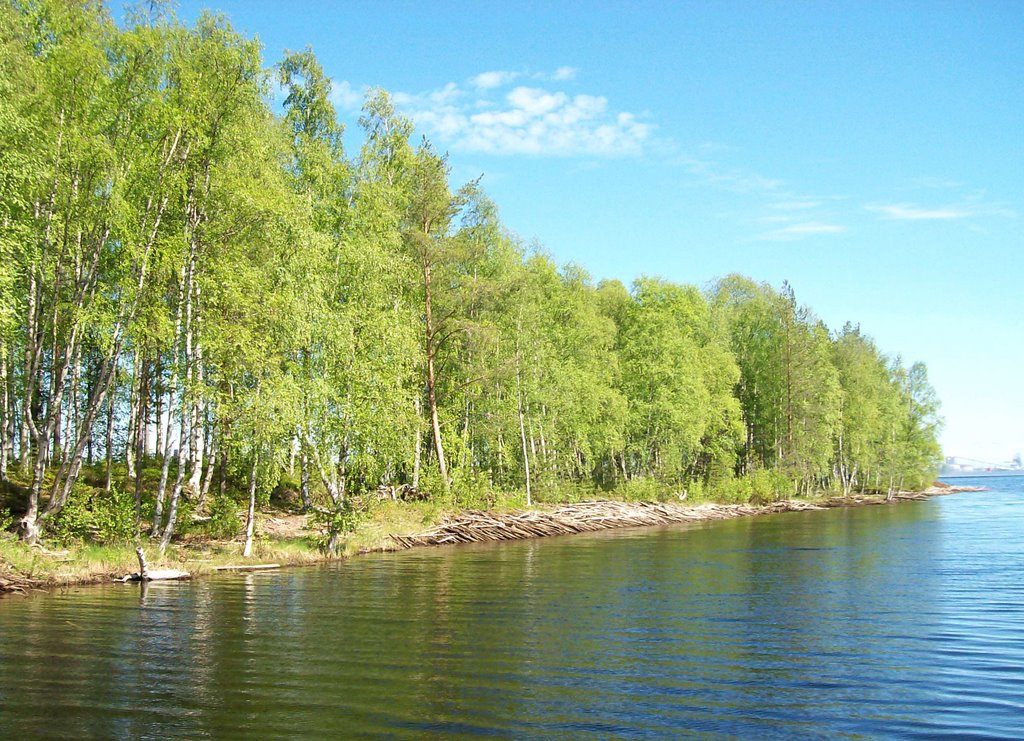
[243,456,258,557]
[196,418,216,512]
[300,449,311,511]
[154,265,187,531]
[412,395,422,489]
[125,354,141,480]
[158,403,189,550]
[85,355,94,466]
[135,347,152,527]
[187,282,204,493]
[104,375,115,492]
[422,257,449,491]
[20,271,38,476]
[218,433,228,500]
[65,341,82,462]
[154,357,164,461]
[0,347,9,481]
[516,351,531,507]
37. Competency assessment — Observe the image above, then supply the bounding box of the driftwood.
[390,499,824,550]
[212,563,281,571]
[118,547,190,582]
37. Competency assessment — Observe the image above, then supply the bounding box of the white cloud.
[757,222,846,241]
[552,66,578,81]
[393,75,652,157]
[867,203,970,220]
[330,80,364,112]
[472,70,519,90]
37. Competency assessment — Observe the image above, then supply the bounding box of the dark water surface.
[2,477,1023,738]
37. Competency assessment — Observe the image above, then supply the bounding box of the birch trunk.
[154,357,163,460]
[158,406,189,550]
[412,395,422,489]
[187,281,204,493]
[423,256,449,490]
[516,359,531,507]
[154,263,187,531]
[104,377,115,492]
[196,421,216,512]
[243,457,258,558]
[300,450,311,511]
[0,348,8,481]
[125,355,141,480]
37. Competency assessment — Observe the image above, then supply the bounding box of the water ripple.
[2,478,1023,738]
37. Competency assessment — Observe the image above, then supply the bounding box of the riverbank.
[0,483,981,595]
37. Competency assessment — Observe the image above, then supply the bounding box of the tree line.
[0,2,942,546]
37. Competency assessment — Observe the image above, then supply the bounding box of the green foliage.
[49,486,136,545]
[616,477,672,503]
[195,495,243,540]
[312,498,367,550]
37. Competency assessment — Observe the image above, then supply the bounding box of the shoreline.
[0,484,983,596]
[388,485,979,549]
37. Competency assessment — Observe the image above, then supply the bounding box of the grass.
[0,490,460,591]
[2,460,928,594]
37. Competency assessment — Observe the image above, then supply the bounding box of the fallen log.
[118,569,191,583]
[118,547,190,582]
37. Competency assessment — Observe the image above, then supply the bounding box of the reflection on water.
[1,477,1022,738]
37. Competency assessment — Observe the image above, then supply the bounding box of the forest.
[0,1,943,550]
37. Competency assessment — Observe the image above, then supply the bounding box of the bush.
[312,497,369,551]
[50,486,137,544]
[613,476,679,502]
[711,476,753,504]
[192,494,243,540]
[751,469,793,503]
[450,470,496,510]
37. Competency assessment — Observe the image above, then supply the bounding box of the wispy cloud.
[388,71,652,157]
[866,191,1017,222]
[675,155,784,195]
[867,202,970,221]
[756,222,846,241]
[768,198,824,211]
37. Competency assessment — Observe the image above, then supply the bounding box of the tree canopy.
[0,1,943,546]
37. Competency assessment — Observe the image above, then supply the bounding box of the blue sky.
[174,0,1023,463]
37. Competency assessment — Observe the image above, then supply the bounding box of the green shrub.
[312,498,369,551]
[450,470,496,510]
[711,476,752,504]
[616,477,668,502]
[50,486,137,544]
[192,494,242,540]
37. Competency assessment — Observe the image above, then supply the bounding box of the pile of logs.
[390,499,825,549]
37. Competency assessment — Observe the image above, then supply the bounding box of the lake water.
[1,477,1022,738]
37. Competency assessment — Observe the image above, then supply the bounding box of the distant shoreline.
[940,473,1024,479]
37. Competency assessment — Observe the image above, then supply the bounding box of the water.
[2,477,1022,738]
